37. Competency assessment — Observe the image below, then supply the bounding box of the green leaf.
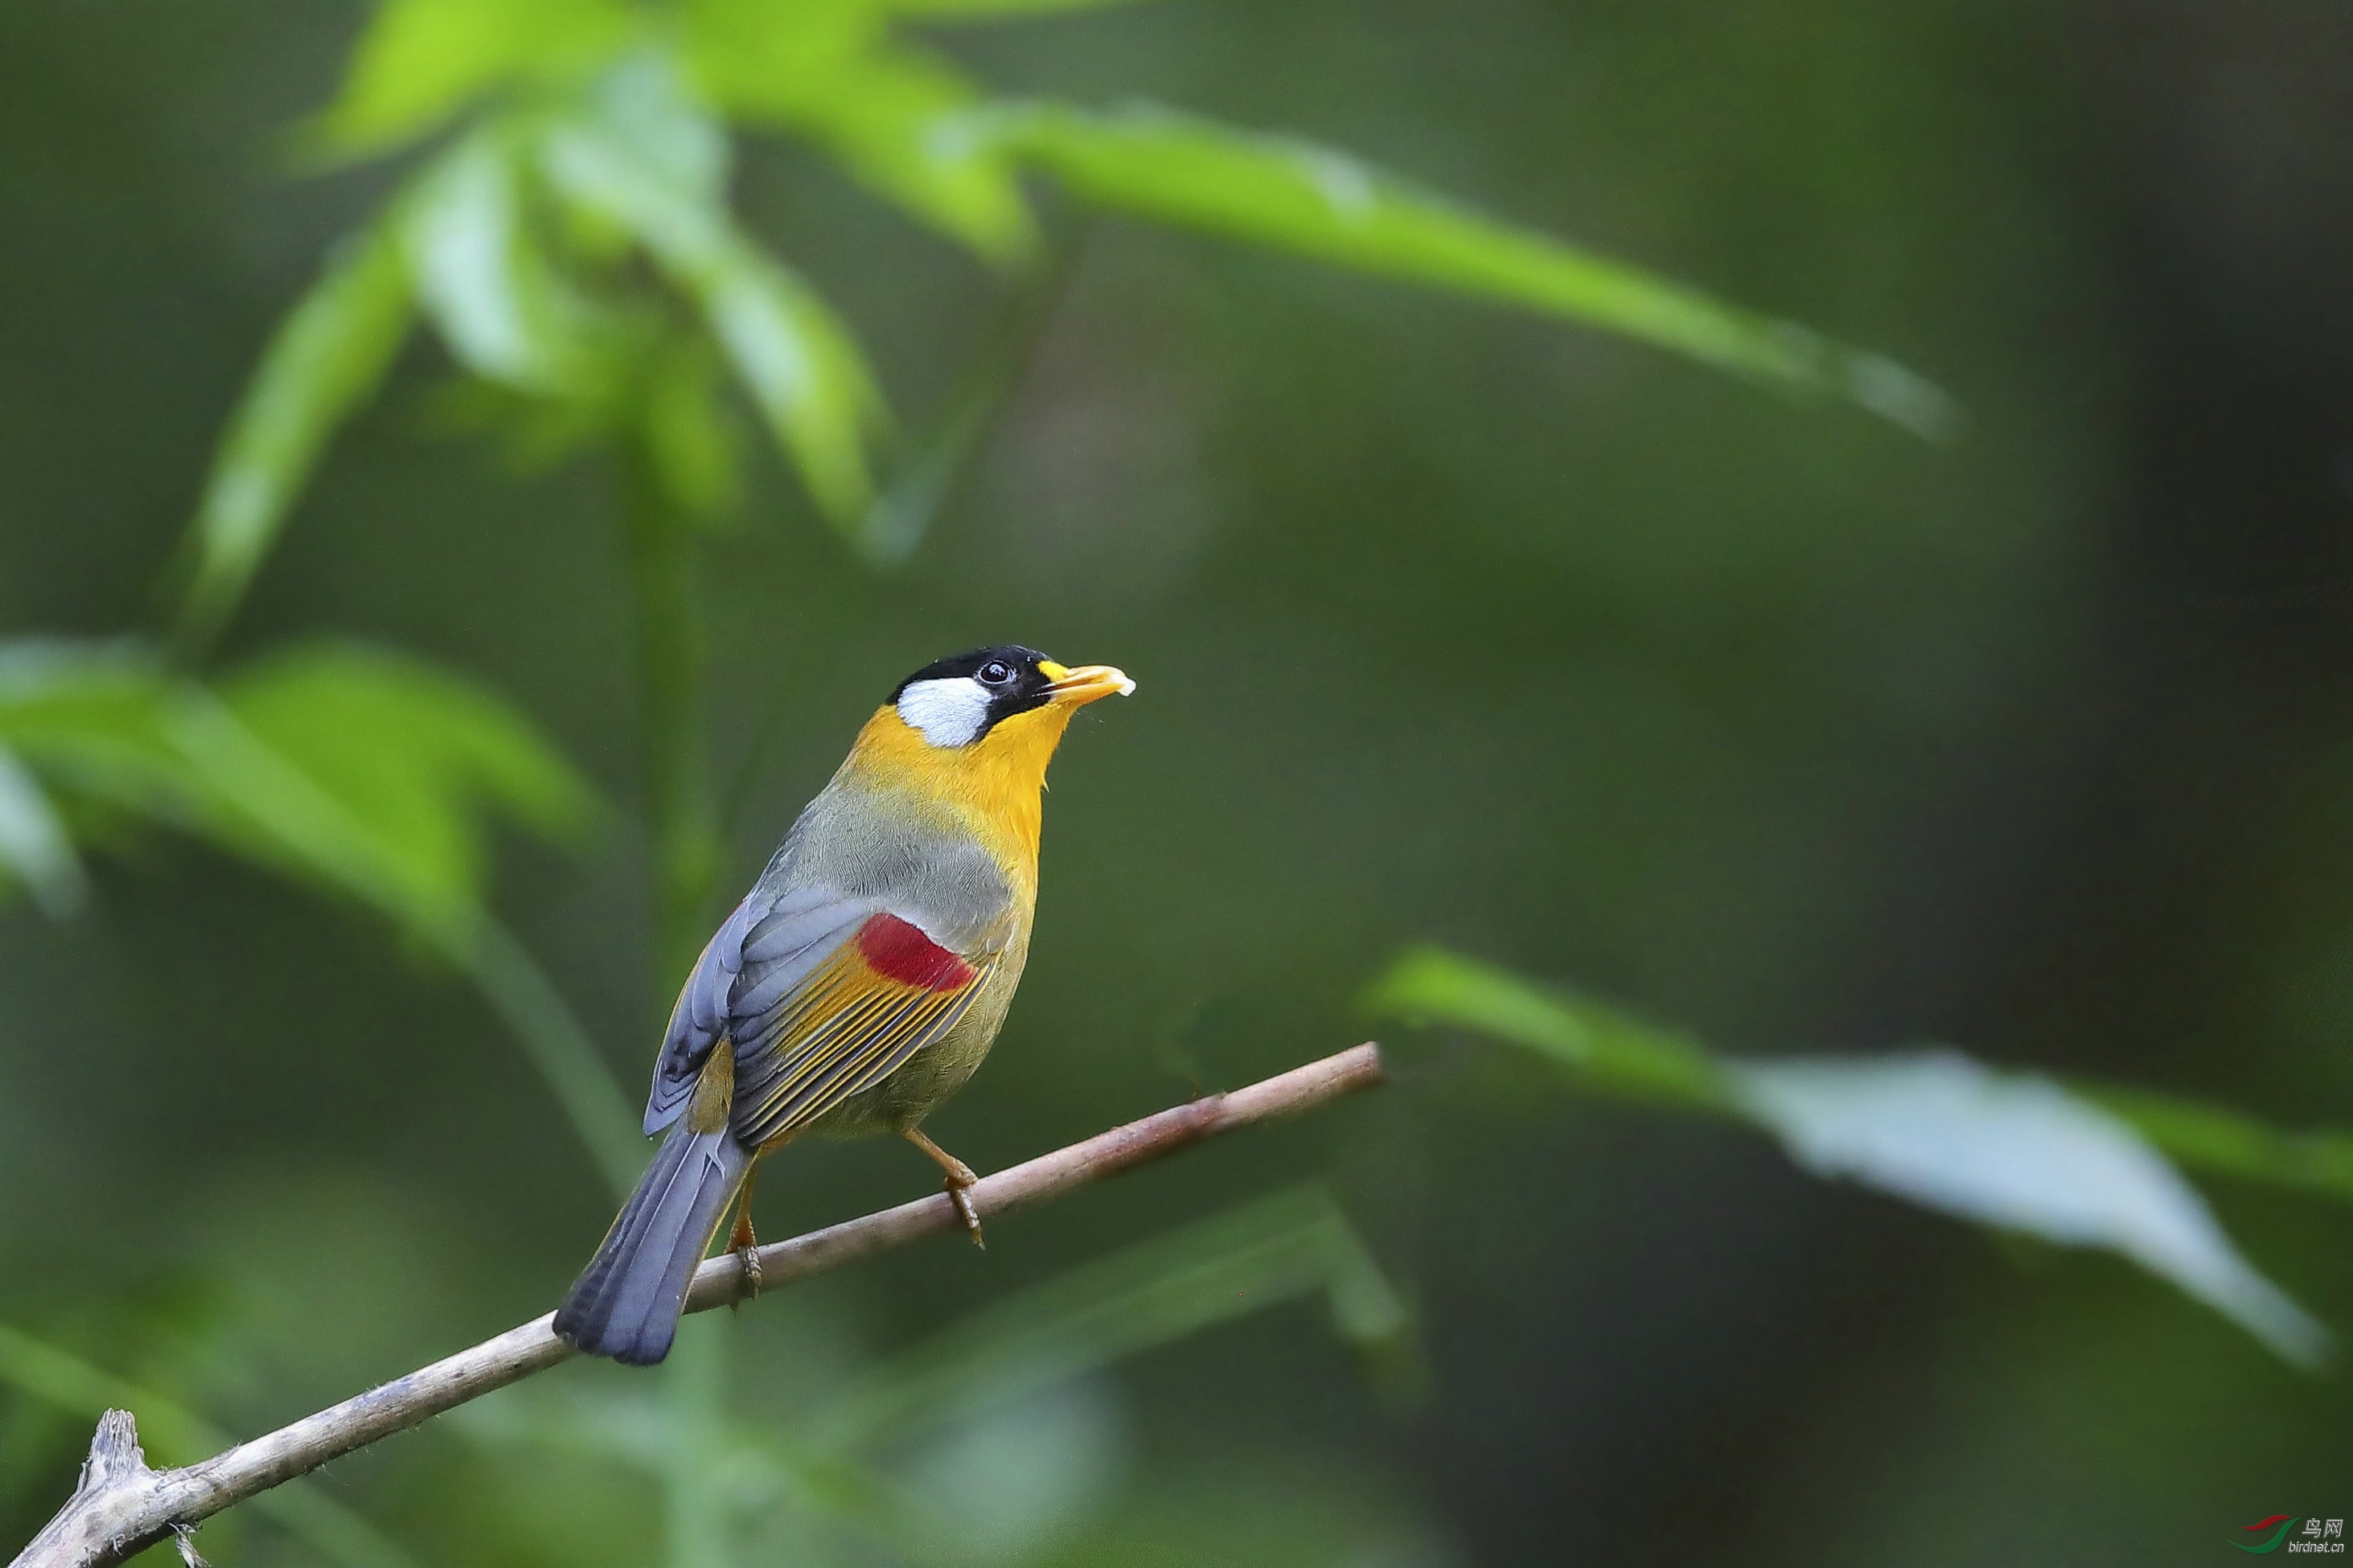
[1365,944,1735,1111]
[1733,1053,2327,1367]
[815,1186,1410,1451]
[697,244,886,523]
[0,744,86,916]
[537,76,729,270]
[685,0,1033,265]
[0,641,192,820]
[191,648,633,1180]
[540,59,887,524]
[165,692,480,946]
[0,638,638,1186]
[211,642,597,934]
[400,124,613,393]
[1368,946,2329,1365]
[2073,1082,2353,1204]
[175,223,415,648]
[0,638,594,945]
[974,102,1958,437]
[307,0,636,158]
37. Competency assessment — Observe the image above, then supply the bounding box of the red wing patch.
[855,913,977,992]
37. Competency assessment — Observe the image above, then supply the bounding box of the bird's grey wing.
[642,885,863,1135]
[725,901,1001,1151]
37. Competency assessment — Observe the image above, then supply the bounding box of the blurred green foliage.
[175,0,1948,644]
[1369,946,2330,1363]
[0,638,592,947]
[4,0,2352,1564]
[25,0,1731,1559]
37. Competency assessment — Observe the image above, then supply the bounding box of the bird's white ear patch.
[896,676,991,748]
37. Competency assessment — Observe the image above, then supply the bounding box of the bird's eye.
[979,659,1015,686]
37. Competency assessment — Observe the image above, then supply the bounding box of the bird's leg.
[904,1127,985,1249]
[728,1166,762,1299]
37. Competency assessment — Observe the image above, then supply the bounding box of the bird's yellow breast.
[840,701,1078,894]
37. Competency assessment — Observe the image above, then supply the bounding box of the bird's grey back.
[755,774,1019,954]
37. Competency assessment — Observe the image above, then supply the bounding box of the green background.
[3,1,2350,1562]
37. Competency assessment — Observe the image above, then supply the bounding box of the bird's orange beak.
[1039,661,1136,707]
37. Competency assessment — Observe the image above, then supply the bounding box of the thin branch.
[10,1044,1385,1568]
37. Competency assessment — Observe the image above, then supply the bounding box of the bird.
[553,646,1134,1365]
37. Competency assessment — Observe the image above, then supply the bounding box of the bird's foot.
[944,1174,985,1250]
[905,1127,986,1249]
[729,1197,762,1300]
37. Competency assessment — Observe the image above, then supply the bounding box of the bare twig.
[10,1044,1384,1568]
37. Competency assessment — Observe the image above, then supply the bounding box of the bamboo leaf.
[2080,1082,2353,1203]
[308,0,636,158]
[166,692,477,945]
[401,125,602,392]
[175,223,415,647]
[973,101,1957,437]
[685,0,1033,265]
[213,641,598,925]
[537,56,733,264]
[191,648,630,1180]
[698,245,885,523]
[1735,1052,2328,1366]
[0,744,87,916]
[1365,945,1735,1111]
[541,60,887,524]
[0,638,636,1184]
[0,641,195,822]
[1369,946,2329,1365]
[0,638,595,946]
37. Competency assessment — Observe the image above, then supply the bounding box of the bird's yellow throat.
[844,700,1078,874]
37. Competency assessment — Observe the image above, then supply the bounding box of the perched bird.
[554,646,1134,1365]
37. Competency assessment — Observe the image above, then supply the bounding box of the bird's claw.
[946,1178,985,1250]
[735,1243,764,1298]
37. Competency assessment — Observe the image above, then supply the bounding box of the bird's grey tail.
[554,1126,751,1365]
